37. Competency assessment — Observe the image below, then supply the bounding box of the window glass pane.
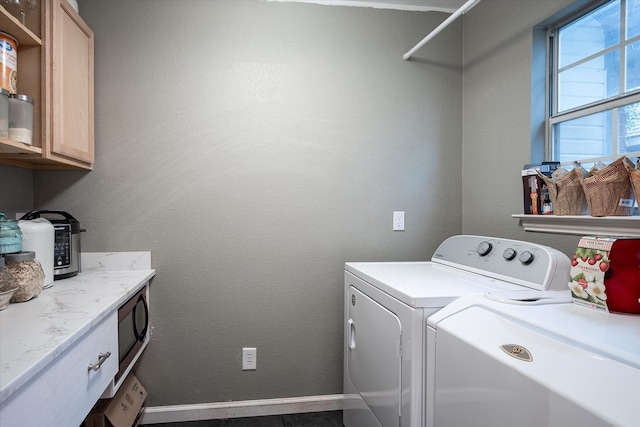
[619,101,640,153]
[627,0,640,38]
[558,50,620,112]
[627,40,640,91]
[548,0,640,164]
[552,110,613,162]
[559,0,620,68]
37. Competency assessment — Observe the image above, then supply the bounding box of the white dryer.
[343,235,572,427]
[425,294,640,426]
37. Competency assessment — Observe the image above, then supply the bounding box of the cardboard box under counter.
[85,373,147,427]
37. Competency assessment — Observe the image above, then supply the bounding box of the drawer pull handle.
[88,351,111,371]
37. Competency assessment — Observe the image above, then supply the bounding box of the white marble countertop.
[0,252,155,404]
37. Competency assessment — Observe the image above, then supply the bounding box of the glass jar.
[4,0,38,27]
[8,93,33,144]
[5,251,44,302]
[0,256,14,289]
[0,211,22,254]
[0,256,17,310]
[0,88,9,138]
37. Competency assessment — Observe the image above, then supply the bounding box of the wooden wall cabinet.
[0,0,94,169]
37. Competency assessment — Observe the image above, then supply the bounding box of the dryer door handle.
[348,319,356,350]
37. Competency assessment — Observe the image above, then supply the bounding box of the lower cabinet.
[0,312,117,426]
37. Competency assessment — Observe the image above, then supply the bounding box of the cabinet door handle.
[88,351,111,371]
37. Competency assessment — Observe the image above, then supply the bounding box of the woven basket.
[538,168,588,215]
[579,157,635,216]
[627,163,640,207]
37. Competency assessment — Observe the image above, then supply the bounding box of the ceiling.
[264,0,469,13]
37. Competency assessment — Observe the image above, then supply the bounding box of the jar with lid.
[5,251,44,302]
[8,93,33,145]
[0,257,13,288]
[0,211,22,254]
[0,88,9,138]
[0,256,17,310]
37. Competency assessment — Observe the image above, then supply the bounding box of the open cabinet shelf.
[0,0,93,170]
[513,214,640,237]
[0,137,42,154]
[0,6,42,46]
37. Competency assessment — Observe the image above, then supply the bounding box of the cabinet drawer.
[53,311,118,426]
[0,312,118,426]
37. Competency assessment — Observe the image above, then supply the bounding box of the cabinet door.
[49,0,94,166]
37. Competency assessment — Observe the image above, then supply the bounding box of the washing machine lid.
[428,294,640,369]
[427,295,640,426]
[345,262,519,308]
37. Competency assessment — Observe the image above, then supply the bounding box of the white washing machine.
[426,294,640,426]
[343,235,572,427]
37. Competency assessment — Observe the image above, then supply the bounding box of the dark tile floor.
[144,411,343,426]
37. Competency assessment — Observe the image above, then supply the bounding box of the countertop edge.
[0,268,156,404]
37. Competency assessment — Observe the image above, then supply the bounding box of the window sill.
[512,214,640,237]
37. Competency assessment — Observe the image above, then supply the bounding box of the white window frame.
[546,0,640,166]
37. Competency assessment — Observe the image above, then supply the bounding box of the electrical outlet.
[242,347,257,370]
[393,211,405,231]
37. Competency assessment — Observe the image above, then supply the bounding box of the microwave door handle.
[133,294,149,342]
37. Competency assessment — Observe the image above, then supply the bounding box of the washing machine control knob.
[476,241,493,256]
[503,248,517,261]
[518,251,535,265]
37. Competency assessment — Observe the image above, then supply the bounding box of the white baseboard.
[139,394,344,425]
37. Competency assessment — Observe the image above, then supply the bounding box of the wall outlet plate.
[393,211,405,231]
[242,347,256,370]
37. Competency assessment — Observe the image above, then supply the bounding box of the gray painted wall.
[461,0,580,255]
[30,0,462,406]
[0,0,593,410]
[0,166,32,215]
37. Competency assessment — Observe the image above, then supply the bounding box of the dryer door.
[347,285,402,427]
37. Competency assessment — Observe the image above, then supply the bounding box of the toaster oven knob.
[518,251,535,265]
